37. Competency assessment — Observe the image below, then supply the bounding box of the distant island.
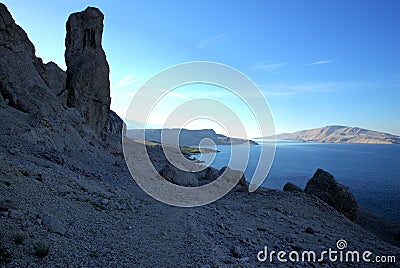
[263,125,400,144]
[127,128,259,146]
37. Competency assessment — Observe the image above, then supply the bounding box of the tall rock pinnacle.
[65,7,111,136]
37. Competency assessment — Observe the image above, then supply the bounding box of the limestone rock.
[42,215,67,236]
[305,169,358,221]
[106,110,125,135]
[283,182,303,192]
[0,3,49,113]
[8,209,23,220]
[40,62,67,105]
[65,7,111,136]
[159,164,199,187]
[219,166,247,187]
[0,199,17,211]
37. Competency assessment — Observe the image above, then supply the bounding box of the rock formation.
[107,110,126,136]
[283,182,303,192]
[65,7,111,136]
[305,169,359,221]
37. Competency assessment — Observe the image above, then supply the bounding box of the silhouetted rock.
[305,169,358,221]
[107,110,125,135]
[283,182,303,192]
[65,7,111,136]
[40,61,67,105]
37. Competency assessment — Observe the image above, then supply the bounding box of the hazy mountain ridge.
[270,125,400,144]
[127,128,259,146]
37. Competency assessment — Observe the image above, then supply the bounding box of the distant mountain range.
[127,128,259,146]
[264,125,400,144]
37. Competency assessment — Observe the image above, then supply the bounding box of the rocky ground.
[1,146,399,267]
[0,3,399,267]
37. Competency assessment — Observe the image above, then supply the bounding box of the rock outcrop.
[283,182,303,192]
[65,7,111,136]
[107,110,125,136]
[305,169,359,221]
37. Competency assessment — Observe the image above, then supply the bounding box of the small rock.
[1,211,9,217]
[8,148,20,155]
[230,246,242,258]
[257,227,268,232]
[0,199,17,211]
[37,218,43,225]
[9,209,23,219]
[239,257,249,262]
[101,198,109,205]
[305,227,315,234]
[43,215,67,235]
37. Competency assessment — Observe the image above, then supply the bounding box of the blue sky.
[3,0,400,136]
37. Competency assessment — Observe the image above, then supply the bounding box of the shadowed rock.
[305,169,358,221]
[65,7,111,136]
[283,182,303,192]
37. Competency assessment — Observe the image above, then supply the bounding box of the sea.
[195,140,400,222]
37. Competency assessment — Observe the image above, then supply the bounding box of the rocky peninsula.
[266,125,400,144]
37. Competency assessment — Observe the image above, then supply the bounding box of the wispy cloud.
[246,63,285,72]
[197,34,227,48]
[112,74,141,91]
[158,88,188,99]
[263,81,361,96]
[306,60,334,66]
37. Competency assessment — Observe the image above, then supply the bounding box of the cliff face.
[0,3,123,175]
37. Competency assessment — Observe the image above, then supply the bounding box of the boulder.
[219,166,247,187]
[42,215,67,236]
[159,164,199,187]
[305,169,358,221]
[65,7,111,136]
[283,182,303,192]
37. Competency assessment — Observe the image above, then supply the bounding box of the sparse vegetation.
[13,234,25,245]
[34,242,50,258]
[0,234,12,264]
[88,250,100,258]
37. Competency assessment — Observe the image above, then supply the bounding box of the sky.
[3,0,400,136]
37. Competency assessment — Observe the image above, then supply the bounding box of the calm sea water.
[196,141,400,221]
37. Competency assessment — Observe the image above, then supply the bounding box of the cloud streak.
[263,81,361,96]
[197,34,226,48]
[246,63,285,72]
[306,60,334,66]
[112,74,141,91]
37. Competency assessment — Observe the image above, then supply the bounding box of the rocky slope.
[268,125,400,144]
[0,4,399,267]
[127,128,259,146]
